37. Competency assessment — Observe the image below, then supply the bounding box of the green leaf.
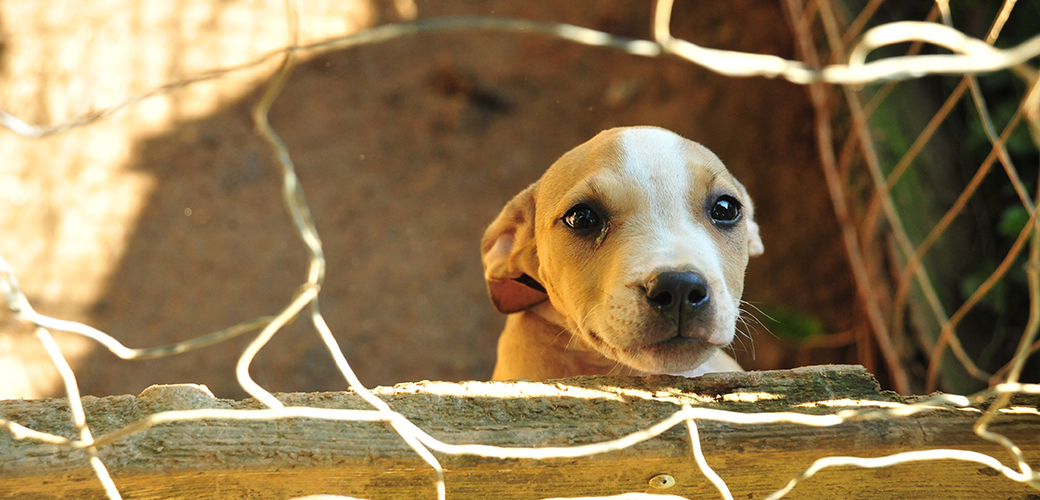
[997,205,1030,238]
[753,304,825,342]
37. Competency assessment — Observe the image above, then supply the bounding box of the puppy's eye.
[562,204,602,230]
[710,195,742,224]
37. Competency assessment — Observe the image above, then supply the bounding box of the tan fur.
[483,127,763,381]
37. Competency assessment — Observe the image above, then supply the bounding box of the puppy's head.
[482,127,763,374]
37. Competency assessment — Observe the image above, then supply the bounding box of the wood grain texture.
[2,365,1038,499]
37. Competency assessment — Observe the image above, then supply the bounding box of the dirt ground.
[3,0,859,399]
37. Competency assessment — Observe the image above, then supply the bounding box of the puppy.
[481,126,763,381]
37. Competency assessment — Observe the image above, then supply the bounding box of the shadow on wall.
[75,0,859,399]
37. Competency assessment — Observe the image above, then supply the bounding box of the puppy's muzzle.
[645,270,711,331]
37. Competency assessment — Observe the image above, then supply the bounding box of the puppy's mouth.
[582,328,720,374]
[628,335,719,372]
[642,335,708,351]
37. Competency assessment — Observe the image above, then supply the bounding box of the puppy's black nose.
[646,271,710,318]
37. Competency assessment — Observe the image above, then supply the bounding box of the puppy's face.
[483,127,763,374]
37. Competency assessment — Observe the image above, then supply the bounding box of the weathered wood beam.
[1,365,1037,499]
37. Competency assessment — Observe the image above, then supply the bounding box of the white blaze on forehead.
[614,128,719,269]
[615,128,722,182]
[612,128,738,347]
[616,128,690,200]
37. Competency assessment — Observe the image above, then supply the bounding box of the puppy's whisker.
[740,300,777,322]
[574,302,609,338]
[583,302,608,321]
[738,303,774,339]
[735,323,750,345]
[731,326,750,356]
[738,307,764,328]
[724,343,742,358]
[607,361,629,377]
[545,327,571,354]
[736,310,753,332]
[736,315,757,341]
[733,313,757,360]
[561,301,610,354]
[745,313,769,332]
[561,330,577,351]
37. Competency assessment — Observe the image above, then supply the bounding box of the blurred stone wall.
[0,0,857,399]
[0,0,381,398]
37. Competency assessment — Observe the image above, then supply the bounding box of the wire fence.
[1,0,1040,498]
[798,0,1040,396]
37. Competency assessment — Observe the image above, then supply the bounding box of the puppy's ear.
[746,217,764,257]
[735,180,764,257]
[481,184,548,313]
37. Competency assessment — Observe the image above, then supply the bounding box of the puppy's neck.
[492,302,636,380]
[525,301,572,335]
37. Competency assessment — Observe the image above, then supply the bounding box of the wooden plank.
[1,365,1037,499]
